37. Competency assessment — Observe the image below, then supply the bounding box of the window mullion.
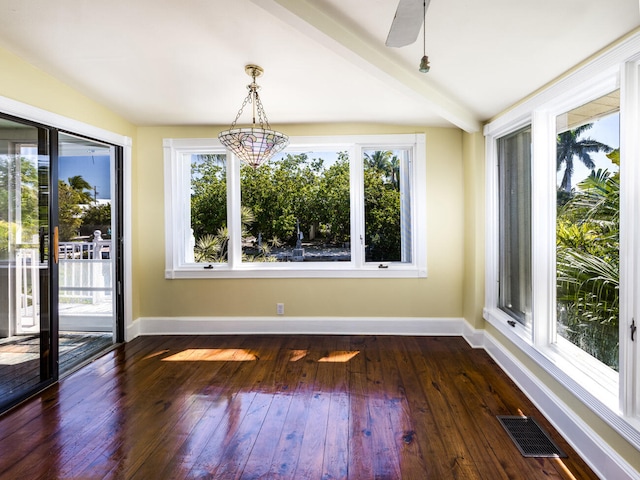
[179,152,193,265]
[620,58,640,417]
[531,110,556,348]
[351,145,364,267]
[227,153,242,268]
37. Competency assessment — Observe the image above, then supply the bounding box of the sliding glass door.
[0,116,54,409]
[57,133,117,373]
[0,116,123,412]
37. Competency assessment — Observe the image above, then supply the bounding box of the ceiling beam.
[252,0,481,133]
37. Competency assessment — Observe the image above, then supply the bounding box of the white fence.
[15,238,113,333]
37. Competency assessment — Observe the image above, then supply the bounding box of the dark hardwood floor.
[0,335,599,479]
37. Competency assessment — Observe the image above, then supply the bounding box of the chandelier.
[218,64,289,168]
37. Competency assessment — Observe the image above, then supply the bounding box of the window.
[485,42,640,450]
[497,126,532,326]
[556,92,620,371]
[164,134,426,278]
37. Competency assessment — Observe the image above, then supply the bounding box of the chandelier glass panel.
[218,65,289,168]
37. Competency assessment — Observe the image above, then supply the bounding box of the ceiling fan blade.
[385,0,430,48]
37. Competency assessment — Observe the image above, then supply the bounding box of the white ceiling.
[0,0,638,132]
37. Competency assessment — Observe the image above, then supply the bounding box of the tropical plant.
[193,214,279,263]
[58,180,84,240]
[67,175,94,204]
[364,150,401,190]
[556,124,612,192]
[194,232,226,263]
[556,150,620,370]
[364,150,393,172]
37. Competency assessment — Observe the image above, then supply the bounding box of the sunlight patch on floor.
[318,351,359,363]
[162,348,258,362]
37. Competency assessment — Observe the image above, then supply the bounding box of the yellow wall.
[135,124,465,319]
[462,131,485,330]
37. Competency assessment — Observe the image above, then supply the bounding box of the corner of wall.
[462,130,486,330]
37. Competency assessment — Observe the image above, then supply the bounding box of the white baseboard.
[128,316,465,337]
[462,321,485,348]
[483,330,640,480]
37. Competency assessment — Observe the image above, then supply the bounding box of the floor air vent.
[497,416,567,458]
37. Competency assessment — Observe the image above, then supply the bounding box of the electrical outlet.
[276,303,285,315]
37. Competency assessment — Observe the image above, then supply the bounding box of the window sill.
[165,263,427,279]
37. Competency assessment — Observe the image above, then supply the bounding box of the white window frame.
[164,134,427,279]
[484,34,640,449]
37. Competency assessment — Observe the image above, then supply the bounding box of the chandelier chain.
[254,91,271,130]
[228,92,252,129]
[228,88,271,131]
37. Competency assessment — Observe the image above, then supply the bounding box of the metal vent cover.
[497,416,567,458]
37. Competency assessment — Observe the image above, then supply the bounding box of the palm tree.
[389,155,400,190]
[364,151,392,173]
[67,175,94,203]
[556,159,620,369]
[557,124,612,192]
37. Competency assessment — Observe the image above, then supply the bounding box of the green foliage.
[364,150,400,190]
[315,153,350,243]
[0,220,16,260]
[194,231,227,263]
[193,221,279,263]
[191,154,227,240]
[58,180,84,241]
[56,174,101,240]
[67,175,94,204]
[81,204,111,227]
[190,150,402,261]
[556,153,619,370]
[0,155,39,240]
[241,153,326,243]
[364,157,401,261]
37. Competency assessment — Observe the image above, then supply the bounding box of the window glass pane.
[190,153,228,263]
[556,91,620,371]
[498,126,532,325]
[240,152,351,263]
[0,117,48,407]
[364,149,412,263]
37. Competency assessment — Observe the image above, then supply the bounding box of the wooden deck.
[0,333,113,406]
[0,335,599,479]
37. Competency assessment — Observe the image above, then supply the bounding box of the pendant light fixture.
[418,0,430,73]
[218,64,289,168]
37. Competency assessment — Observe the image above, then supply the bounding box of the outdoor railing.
[58,240,112,306]
[14,237,112,333]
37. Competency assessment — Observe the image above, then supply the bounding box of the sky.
[58,155,111,200]
[560,112,620,189]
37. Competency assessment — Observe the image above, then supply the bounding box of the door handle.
[632,319,637,342]
[53,226,59,264]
